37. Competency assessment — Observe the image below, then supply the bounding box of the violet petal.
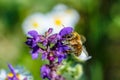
[8,64,16,76]
[28,30,38,38]
[41,65,51,79]
[31,46,40,59]
[59,27,73,37]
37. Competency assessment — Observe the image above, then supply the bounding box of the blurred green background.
[0,0,120,80]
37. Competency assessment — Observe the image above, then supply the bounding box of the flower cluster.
[25,27,71,61]
[25,27,91,80]
[0,64,33,80]
[25,27,74,80]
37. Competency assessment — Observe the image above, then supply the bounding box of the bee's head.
[64,33,74,40]
[66,34,72,38]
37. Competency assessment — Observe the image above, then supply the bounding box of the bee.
[63,32,86,56]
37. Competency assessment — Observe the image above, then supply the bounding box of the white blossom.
[22,13,48,35]
[22,4,80,34]
[48,4,80,33]
[0,70,7,80]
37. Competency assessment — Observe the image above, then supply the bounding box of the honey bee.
[63,32,86,56]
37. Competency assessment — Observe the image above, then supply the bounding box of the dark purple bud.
[56,52,67,63]
[47,28,53,34]
[45,28,53,36]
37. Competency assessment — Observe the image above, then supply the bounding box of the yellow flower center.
[8,73,14,77]
[32,22,39,28]
[7,73,20,79]
[54,18,62,26]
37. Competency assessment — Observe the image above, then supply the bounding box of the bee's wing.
[80,35,86,44]
[82,46,88,56]
[78,46,91,61]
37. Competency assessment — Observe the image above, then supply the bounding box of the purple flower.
[25,27,72,62]
[30,45,40,59]
[56,42,70,52]
[25,27,75,80]
[25,30,39,48]
[28,30,38,38]
[26,30,46,59]
[25,37,35,48]
[39,28,60,46]
[41,47,54,61]
[59,27,73,37]
[56,51,67,63]
[7,64,19,80]
[41,64,65,80]
[40,65,51,80]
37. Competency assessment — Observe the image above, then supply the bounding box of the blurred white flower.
[0,70,6,80]
[22,13,48,35]
[0,66,33,80]
[48,4,80,33]
[52,4,68,11]
[14,66,33,80]
[22,4,80,34]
